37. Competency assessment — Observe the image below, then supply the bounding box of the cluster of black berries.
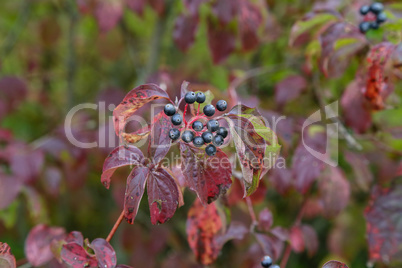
[164,91,228,156]
[261,256,280,268]
[359,2,387,33]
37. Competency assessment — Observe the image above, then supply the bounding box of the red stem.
[197,103,200,116]
[245,197,257,225]
[183,103,188,125]
[106,210,125,242]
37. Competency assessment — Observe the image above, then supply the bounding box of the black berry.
[216,127,228,138]
[216,100,227,111]
[203,104,215,117]
[184,92,196,104]
[193,136,204,147]
[202,131,213,143]
[171,113,183,125]
[370,2,384,14]
[205,144,217,156]
[181,130,195,143]
[359,21,371,33]
[196,92,206,103]
[377,12,387,23]
[169,128,180,140]
[207,120,219,132]
[164,104,176,116]
[360,5,370,15]
[192,121,204,132]
[271,265,280,268]
[370,21,379,29]
[261,256,273,268]
[213,135,224,146]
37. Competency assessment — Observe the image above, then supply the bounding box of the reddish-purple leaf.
[113,84,170,135]
[180,142,232,205]
[341,79,372,134]
[0,173,22,210]
[215,221,248,247]
[94,0,123,33]
[238,0,263,51]
[319,22,367,78]
[258,208,273,232]
[270,226,289,241]
[186,199,222,265]
[9,144,44,183]
[289,226,304,253]
[207,17,236,64]
[267,167,293,195]
[344,151,373,191]
[0,242,16,268]
[61,243,98,268]
[322,260,349,268]
[173,14,199,52]
[116,265,133,268]
[147,167,180,225]
[318,166,350,218]
[275,75,307,109]
[90,238,117,268]
[301,225,319,256]
[101,145,144,189]
[25,224,66,267]
[148,112,172,164]
[0,76,27,114]
[292,128,326,194]
[254,233,284,261]
[365,182,402,263]
[183,0,206,16]
[124,166,149,224]
[149,0,165,16]
[211,0,238,25]
[65,231,84,246]
[125,0,146,16]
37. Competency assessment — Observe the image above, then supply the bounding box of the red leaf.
[148,167,180,224]
[173,14,199,52]
[322,260,349,268]
[0,173,22,210]
[267,167,293,195]
[289,226,304,253]
[149,0,165,16]
[25,224,66,267]
[341,79,372,134]
[113,84,170,135]
[90,238,117,268]
[364,42,396,110]
[186,199,223,265]
[318,166,350,218]
[124,166,149,224]
[344,151,373,191]
[0,242,16,268]
[211,0,238,25]
[238,0,263,51]
[207,17,236,64]
[365,182,402,263]
[275,75,307,109]
[148,112,172,164]
[254,233,284,261]
[101,145,144,189]
[258,208,273,232]
[292,128,326,194]
[180,143,232,204]
[94,0,123,33]
[0,76,27,114]
[215,221,248,247]
[61,243,98,268]
[319,22,367,78]
[301,225,319,256]
[65,231,84,246]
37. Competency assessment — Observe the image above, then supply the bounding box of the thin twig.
[106,210,125,242]
[245,196,257,225]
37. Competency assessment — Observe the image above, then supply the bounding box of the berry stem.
[197,103,200,116]
[245,197,258,226]
[183,103,188,125]
[106,210,125,242]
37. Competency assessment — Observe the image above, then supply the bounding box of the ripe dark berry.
[202,131,213,143]
[261,256,273,268]
[359,21,371,33]
[181,130,195,143]
[271,265,280,268]
[370,2,384,14]
[193,136,204,147]
[216,100,227,111]
[213,135,224,146]
[359,5,370,15]
[370,21,379,29]
[203,104,215,117]
[205,144,217,156]
[207,119,219,132]
[164,104,176,116]
[169,128,180,140]
[171,113,183,125]
[196,92,206,103]
[377,12,387,23]
[216,127,228,138]
[192,121,203,132]
[184,92,196,104]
